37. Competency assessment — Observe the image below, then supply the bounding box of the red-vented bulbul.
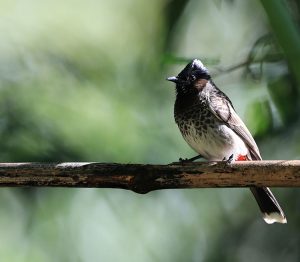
[167,59,286,224]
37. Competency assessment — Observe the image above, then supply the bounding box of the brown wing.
[206,83,262,160]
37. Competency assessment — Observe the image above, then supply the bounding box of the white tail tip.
[263,212,287,224]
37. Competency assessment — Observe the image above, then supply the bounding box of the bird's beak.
[166,76,178,83]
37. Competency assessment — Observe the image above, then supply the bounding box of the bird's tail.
[250,187,287,224]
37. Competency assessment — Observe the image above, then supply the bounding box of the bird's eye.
[190,75,196,81]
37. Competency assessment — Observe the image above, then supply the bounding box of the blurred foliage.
[246,100,273,138]
[268,74,299,125]
[0,0,299,261]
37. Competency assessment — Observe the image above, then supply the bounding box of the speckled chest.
[174,92,249,160]
[174,95,218,137]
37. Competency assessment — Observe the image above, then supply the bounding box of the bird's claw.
[222,154,234,164]
[173,154,204,165]
[179,157,190,163]
[179,154,203,163]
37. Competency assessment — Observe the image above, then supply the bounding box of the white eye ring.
[190,75,196,81]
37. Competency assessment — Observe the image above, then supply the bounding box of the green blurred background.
[0,0,299,261]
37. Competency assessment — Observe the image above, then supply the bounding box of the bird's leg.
[179,154,203,163]
[222,154,234,164]
[169,154,204,165]
[222,154,248,165]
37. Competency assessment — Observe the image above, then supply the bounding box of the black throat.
[175,84,200,114]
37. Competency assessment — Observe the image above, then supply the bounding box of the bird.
[167,59,287,224]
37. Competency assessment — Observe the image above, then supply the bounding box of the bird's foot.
[179,154,203,163]
[169,154,204,165]
[222,154,234,164]
[179,157,189,163]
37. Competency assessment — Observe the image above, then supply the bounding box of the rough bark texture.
[0,161,299,193]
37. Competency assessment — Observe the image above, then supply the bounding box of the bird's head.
[167,59,211,94]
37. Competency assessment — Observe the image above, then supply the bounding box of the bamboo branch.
[0,161,299,193]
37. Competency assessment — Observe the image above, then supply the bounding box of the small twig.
[213,60,251,76]
[212,54,283,77]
